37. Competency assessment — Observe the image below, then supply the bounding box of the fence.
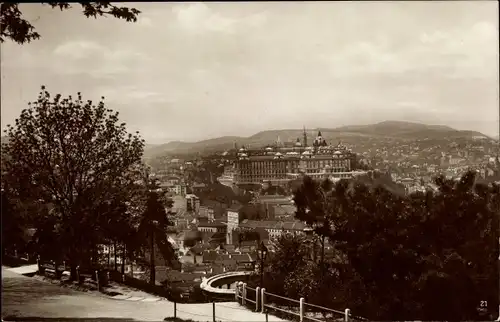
[169,296,280,322]
[234,282,367,322]
[36,258,206,303]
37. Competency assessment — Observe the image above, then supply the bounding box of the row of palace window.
[239,160,348,169]
[300,160,349,168]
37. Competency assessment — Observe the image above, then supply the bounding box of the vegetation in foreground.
[249,173,499,321]
[1,2,140,44]
[2,86,178,285]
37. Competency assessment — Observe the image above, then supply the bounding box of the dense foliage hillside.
[249,171,499,321]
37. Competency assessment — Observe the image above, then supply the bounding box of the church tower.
[303,126,308,147]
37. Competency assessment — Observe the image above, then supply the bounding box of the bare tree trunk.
[69,253,78,282]
[54,258,60,279]
[312,237,317,263]
[150,232,155,286]
[320,235,325,280]
[91,244,97,266]
[107,244,111,269]
[71,264,77,278]
[121,244,126,274]
[95,244,99,266]
[114,240,117,271]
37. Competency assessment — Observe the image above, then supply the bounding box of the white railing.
[235,282,367,322]
[200,270,253,294]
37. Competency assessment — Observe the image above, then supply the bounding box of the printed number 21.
[480,301,488,308]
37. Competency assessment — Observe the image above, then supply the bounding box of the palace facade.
[218,129,366,188]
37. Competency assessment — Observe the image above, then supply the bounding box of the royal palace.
[218,129,367,188]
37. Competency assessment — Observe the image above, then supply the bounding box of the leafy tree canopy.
[2,86,145,276]
[0,2,140,44]
[268,171,500,320]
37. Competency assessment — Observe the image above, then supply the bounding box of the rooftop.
[240,220,306,231]
[227,204,243,212]
[198,220,226,228]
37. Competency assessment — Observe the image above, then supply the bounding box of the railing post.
[261,288,266,313]
[299,297,305,322]
[107,271,110,283]
[76,266,80,283]
[345,308,351,322]
[235,282,240,301]
[174,302,177,318]
[37,256,41,274]
[255,287,260,312]
[242,283,247,305]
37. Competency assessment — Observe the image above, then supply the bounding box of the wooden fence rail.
[235,282,367,322]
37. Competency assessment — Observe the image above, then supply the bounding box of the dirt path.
[2,267,286,322]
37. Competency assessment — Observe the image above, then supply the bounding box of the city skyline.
[1,1,499,144]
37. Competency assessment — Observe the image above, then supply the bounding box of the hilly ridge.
[1,121,492,157]
[143,121,490,157]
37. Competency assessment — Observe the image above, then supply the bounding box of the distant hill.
[2,122,490,157]
[143,136,244,157]
[143,121,489,157]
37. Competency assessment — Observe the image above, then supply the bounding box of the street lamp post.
[257,241,268,287]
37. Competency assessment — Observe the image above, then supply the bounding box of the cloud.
[137,16,153,28]
[53,40,105,59]
[52,40,149,79]
[173,3,236,34]
[171,3,268,34]
[1,2,498,141]
[94,86,170,105]
[320,18,498,81]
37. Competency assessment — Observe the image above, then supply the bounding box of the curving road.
[2,267,285,322]
[200,271,253,295]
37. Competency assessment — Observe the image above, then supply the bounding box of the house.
[186,194,200,214]
[232,253,257,271]
[214,255,238,271]
[224,244,236,253]
[166,270,206,284]
[208,232,226,246]
[197,220,227,234]
[202,250,219,264]
[192,183,207,194]
[238,219,306,240]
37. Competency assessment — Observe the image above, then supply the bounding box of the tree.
[294,176,335,270]
[259,232,310,299]
[132,174,178,285]
[1,188,26,255]
[290,171,499,320]
[2,86,145,280]
[261,183,286,196]
[0,2,140,44]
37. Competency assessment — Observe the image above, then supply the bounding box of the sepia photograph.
[1,1,499,322]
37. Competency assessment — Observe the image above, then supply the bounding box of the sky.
[1,1,499,144]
